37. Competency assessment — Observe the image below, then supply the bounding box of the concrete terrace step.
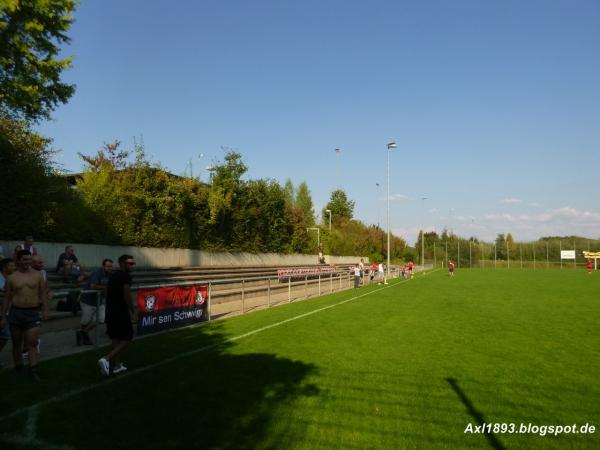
[46,264,336,288]
[43,264,352,321]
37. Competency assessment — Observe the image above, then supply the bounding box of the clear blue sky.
[37,0,600,245]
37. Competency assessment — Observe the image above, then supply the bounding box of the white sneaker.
[113,364,128,374]
[98,358,110,376]
[22,340,40,359]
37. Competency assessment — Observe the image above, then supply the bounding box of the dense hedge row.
[1,120,406,261]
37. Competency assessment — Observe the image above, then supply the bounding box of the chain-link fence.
[424,238,600,269]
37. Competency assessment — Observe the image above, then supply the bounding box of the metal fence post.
[305,275,308,299]
[267,278,271,308]
[318,274,321,297]
[94,290,101,348]
[339,273,342,291]
[481,243,484,269]
[288,277,291,303]
[207,282,212,321]
[330,273,333,293]
[520,243,523,269]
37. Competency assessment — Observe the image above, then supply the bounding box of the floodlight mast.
[386,141,397,280]
[421,197,427,270]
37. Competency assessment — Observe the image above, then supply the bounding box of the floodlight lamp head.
[387,142,397,149]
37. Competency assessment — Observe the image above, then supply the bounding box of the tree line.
[1,124,406,260]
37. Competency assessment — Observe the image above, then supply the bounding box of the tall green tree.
[0,0,77,122]
[283,178,295,207]
[0,114,71,238]
[506,233,517,260]
[324,189,354,221]
[495,233,507,259]
[295,181,315,226]
[208,150,247,224]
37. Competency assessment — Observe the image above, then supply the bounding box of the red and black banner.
[136,284,208,335]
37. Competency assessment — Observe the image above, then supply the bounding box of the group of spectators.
[352,259,388,287]
[0,236,138,381]
[352,259,423,288]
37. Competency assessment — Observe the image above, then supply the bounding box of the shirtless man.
[0,250,48,381]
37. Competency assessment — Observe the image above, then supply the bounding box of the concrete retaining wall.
[0,240,367,269]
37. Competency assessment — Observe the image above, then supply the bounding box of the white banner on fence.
[560,250,576,260]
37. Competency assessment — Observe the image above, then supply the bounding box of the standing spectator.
[359,258,365,285]
[32,255,51,314]
[353,265,361,288]
[378,262,385,285]
[12,235,38,261]
[0,258,15,290]
[78,259,113,346]
[31,255,50,293]
[408,260,414,278]
[0,258,16,367]
[56,245,85,284]
[370,262,377,283]
[26,255,49,359]
[98,254,136,376]
[448,259,455,277]
[0,250,47,381]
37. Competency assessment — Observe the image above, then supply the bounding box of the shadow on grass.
[446,377,505,450]
[0,321,319,450]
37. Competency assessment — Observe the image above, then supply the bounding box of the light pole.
[421,196,427,270]
[376,182,381,227]
[206,165,216,183]
[325,209,332,232]
[386,141,396,280]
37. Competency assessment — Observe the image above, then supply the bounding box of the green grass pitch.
[1,269,598,449]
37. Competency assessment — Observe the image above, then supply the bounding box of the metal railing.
[47,267,401,346]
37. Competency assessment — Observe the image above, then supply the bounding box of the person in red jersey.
[448,259,455,277]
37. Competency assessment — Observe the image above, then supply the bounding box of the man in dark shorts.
[448,259,455,277]
[0,250,47,381]
[98,254,136,376]
[78,258,113,345]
